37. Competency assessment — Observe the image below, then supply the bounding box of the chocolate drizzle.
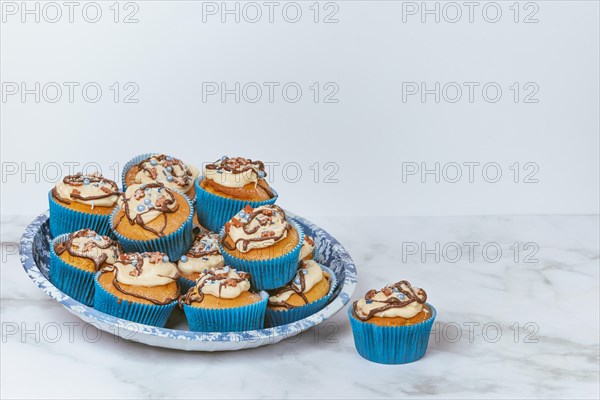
[268,262,310,309]
[136,154,193,189]
[179,268,251,306]
[105,252,180,306]
[222,205,291,252]
[187,232,221,258]
[52,172,119,205]
[54,228,121,271]
[113,182,179,238]
[353,280,427,321]
[205,156,266,176]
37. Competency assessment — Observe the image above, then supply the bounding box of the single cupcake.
[265,260,336,327]
[110,182,193,260]
[349,280,436,364]
[195,156,278,231]
[219,204,304,290]
[179,266,267,332]
[49,172,120,236]
[122,153,199,199]
[94,252,180,327]
[50,229,121,306]
[177,232,225,292]
[299,235,315,261]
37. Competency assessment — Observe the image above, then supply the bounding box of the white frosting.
[197,267,251,299]
[226,205,289,253]
[299,235,314,260]
[134,154,199,193]
[269,260,324,304]
[54,172,118,207]
[118,183,178,224]
[68,230,120,265]
[178,233,224,274]
[355,282,427,319]
[203,156,265,188]
[105,252,179,287]
[178,256,224,275]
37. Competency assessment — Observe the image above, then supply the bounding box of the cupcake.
[265,260,336,327]
[177,232,225,292]
[94,252,180,327]
[122,153,199,199]
[219,204,304,290]
[180,266,267,332]
[110,182,193,260]
[50,229,121,306]
[299,235,315,260]
[348,280,436,364]
[49,172,120,237]
[195,156,278,231]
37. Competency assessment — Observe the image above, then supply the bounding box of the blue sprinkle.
[180,255,188,262]
[258,170,265,178]
[223,266,230,272]
[397,293,405,299]
[144,198,151,205]
[294,277,301,285]
[302,269,309,275]
[166,175,173,182]
[137,204,145,212]
[202,257,208,261]
[83,178,90,185]
[162,255,169,262]
[94,235,101,241]
[150,159,158,166]
[393,287,400,293]
[217,170,222,174]
[131,259,137,266]
[166,166,173,173]
[203,269,208,273]
[366,299,373,304]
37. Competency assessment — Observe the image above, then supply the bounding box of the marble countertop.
[1,214,598,399]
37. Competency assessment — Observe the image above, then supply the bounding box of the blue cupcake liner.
[348,303,437,364]
[48,191,113,237]
[194,176,278,232]
[265,265,338,327]
[219,220,304,290]
[93,272,178,327]
[183,291,268,332]
[49,233,96,306]
[178,276,197,294]
[109,193,194,261]
[122,152,197,201]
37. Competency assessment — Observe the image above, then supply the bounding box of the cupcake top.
[354,280,427,321]
[203,156,266,188]
[54,228,121,270]
[103,252,179,287]
[53,172,119,207]
[180,266,252,304]
[299,235,315,260]
[132,154,199,193]
[268,260,324,307]
[223,204,291,253]
[116,183,180,237]
[178,232,225,275]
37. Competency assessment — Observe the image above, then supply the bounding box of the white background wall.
[1,1,599,219]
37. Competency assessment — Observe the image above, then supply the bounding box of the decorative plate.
[19,210,357,351]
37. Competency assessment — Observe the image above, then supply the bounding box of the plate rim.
[19,210,357,348]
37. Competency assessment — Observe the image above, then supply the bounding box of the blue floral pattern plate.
[19,210,357,351]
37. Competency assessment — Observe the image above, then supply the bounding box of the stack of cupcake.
[47,154,335,332]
